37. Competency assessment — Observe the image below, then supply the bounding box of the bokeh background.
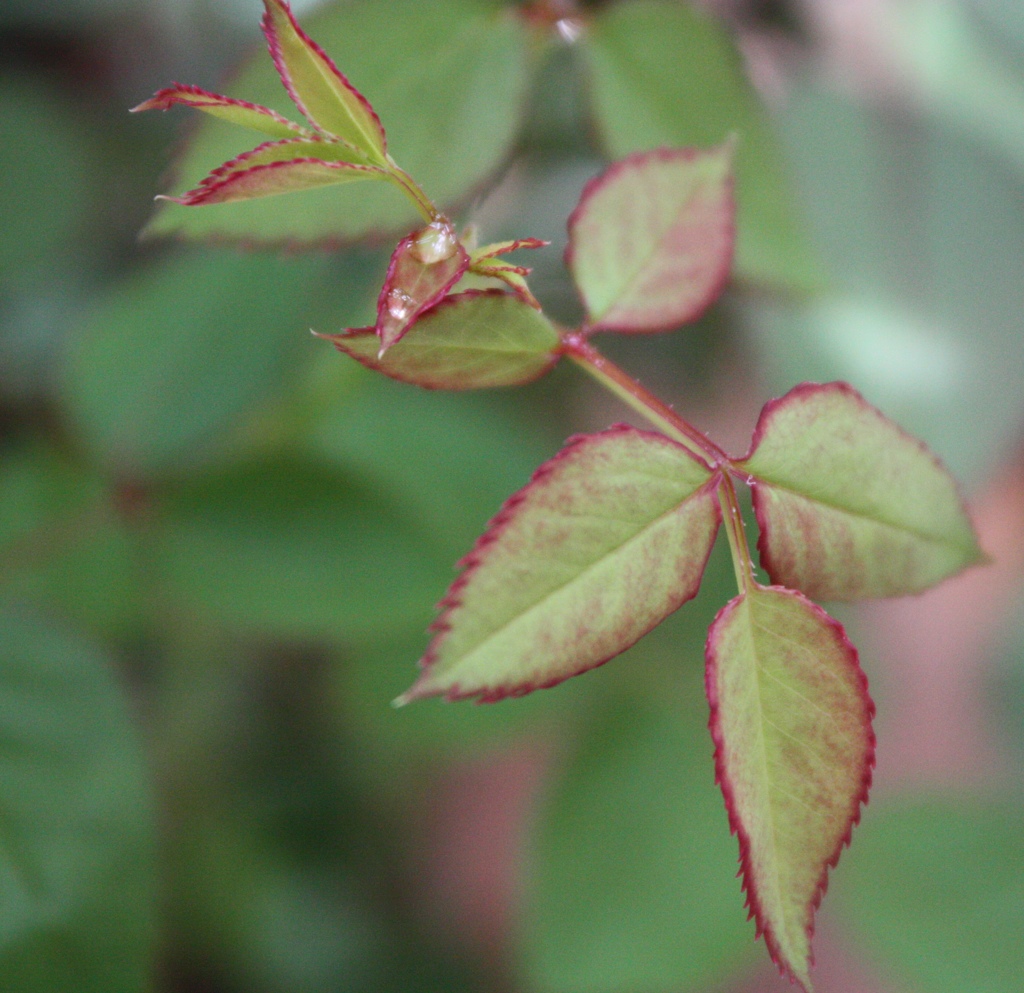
[1,0,1022,991]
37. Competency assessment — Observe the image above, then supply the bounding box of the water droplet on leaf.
[387,289,415,320]
[412,219,458,264]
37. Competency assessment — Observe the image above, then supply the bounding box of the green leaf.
[740,382,985,600]
[566,145,735,333]
[324,290,560,390]
[835,798,1024,993]
[522,632,757,992]
[0,606,155,992]
[0,444,140,640]
[261,0,387,160]
[153,456,450,644]
[582,0,821,291]
[130,83,314,140]
[399,426,720,703]
[705,583,875,992]
[61,247,373,478]
[146,0,530,245]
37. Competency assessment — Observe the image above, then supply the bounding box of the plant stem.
[560,333,729,468]
[718,473,755,594]
[386,162,437,222]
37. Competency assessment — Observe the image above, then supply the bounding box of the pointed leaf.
[376,221,470,352]
[400,426,721,703]
[470,237,549,262]
[583,0,822,292]
[740,382,985,600]
[467,258,540,308]
[144,0,531,245]
[705,583,875,991]
[169,156,387,206]
[323,290,559,390]
[567,146,735,333]
[130,83,313,139]
[261,0,387,159]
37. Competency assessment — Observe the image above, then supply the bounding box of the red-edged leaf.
[164,156,386,207]
[377,220,470,352]
[740,382,985,600]
[262,0,387,160]
[705,583,875,991]
[470,237,549,262]
[467,258,541,309]
[398,426,721,704]
[566,145,735,333]
[321,290,560,390]
[130,83,313,140]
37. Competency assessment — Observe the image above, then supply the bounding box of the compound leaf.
[399,426,720,703]
[324,290,559,390]
[567,145,734,333]
[705,583,875,991]
[146,0,530,245]
[740,382,985,600]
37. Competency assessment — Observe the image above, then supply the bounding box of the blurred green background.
[1,0,1022,991]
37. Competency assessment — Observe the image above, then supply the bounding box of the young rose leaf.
[706,583,875,992]
[167,157,387,206]
[566,145,735,334]
[470,237,549,262]
[468,238,547,308]
[398,426,721,704]
[376,221,470,352]
[261,0,387,161]
[739,382,985,600]
[321,290,560,390]
[467,259,540,309]
[130,83,313,140]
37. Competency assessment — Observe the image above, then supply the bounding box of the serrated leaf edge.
[741,381,986,589]
[564,146,736,334]
[402,425,721,704]
[322,289,561,390]
[704,585,876,991]
[261,0,387,155]
[130,82,314,137]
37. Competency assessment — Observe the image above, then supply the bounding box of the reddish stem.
[559,332,730,468]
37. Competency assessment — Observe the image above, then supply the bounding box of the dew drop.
[746,475,755,486]
[387,289,415,321]
[412,219,458,264]
[555,17,583,43]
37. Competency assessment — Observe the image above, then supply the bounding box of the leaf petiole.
[717,473,754,595]
[559,332,727,468]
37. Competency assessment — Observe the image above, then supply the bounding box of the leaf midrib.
[445,477,713,669]
[750,473,973,553]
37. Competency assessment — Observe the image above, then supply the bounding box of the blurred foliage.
[0,0,1022,992]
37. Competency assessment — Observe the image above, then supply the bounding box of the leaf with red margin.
[566,144,735,333]
[261,0,387,160]
[705,583,875,992]
[165,156,387,207]
[397,426,721,704]
[130,83,313,140]
[320,290,560,390]
[376,223,470,353]
[470,237,549,262]
[738,382,985,600]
